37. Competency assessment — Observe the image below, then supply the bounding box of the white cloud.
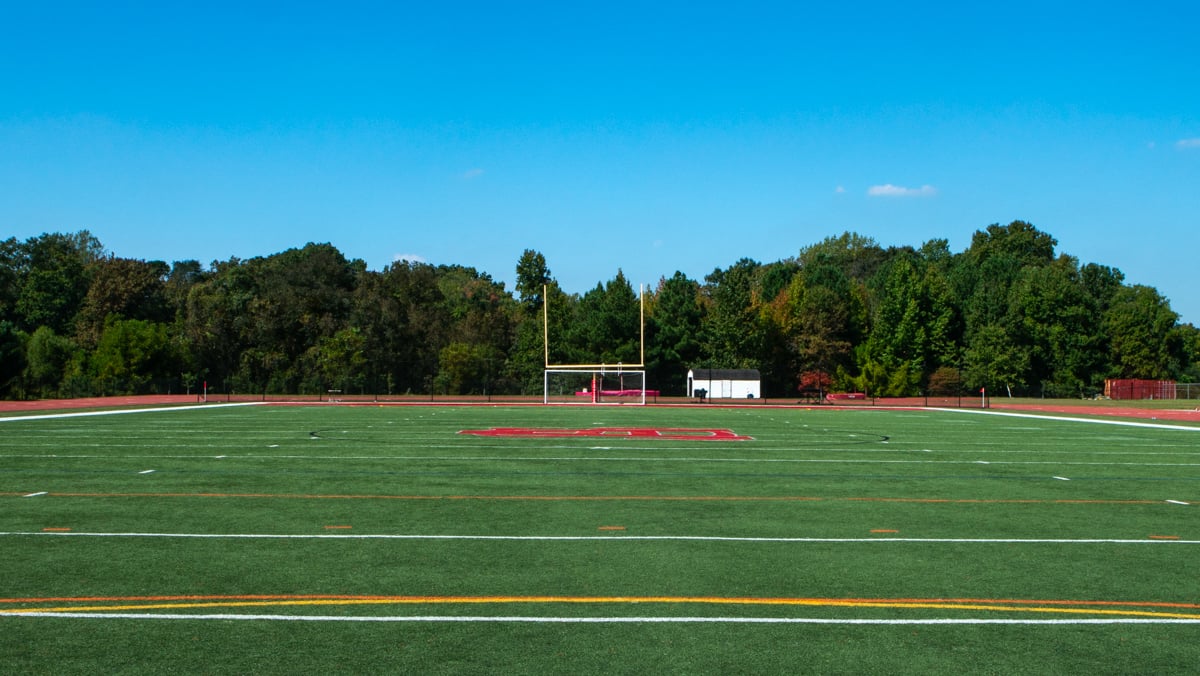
[835,185,846,193]
[867,184,937,197]
[1177,138,1200,150]
[393,253,426,264]
[461,168,485,179]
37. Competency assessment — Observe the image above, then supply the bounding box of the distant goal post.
[542,283,649,405]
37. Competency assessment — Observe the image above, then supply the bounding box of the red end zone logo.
[458,427,753,441]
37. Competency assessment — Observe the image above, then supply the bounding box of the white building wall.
[688,370,761,399]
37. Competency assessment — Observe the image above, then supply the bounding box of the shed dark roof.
[689,368,761,380]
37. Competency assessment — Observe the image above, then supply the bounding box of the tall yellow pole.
[640,284,645,368]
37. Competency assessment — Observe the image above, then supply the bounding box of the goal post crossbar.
[540,363,644,370]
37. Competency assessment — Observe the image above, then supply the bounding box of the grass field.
[2,402,1200,674]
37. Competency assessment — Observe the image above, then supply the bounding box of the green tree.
[351,260,446,395]
[1007,256,1106,396]
[436,265,517,392]
[646,272,705,395]
[75,256,171,347]
[569,270,640,366]
[954,221,1058,344]
[0,321,26,397]
[965,220,1057,269]
[1103,285,1183,379]
[1080,263,1125,315]
[798,232,888,281]
[164,260,207,318]
[14,231,104,335]
[539,282,577,367]
[1178,324,1200,383]
[185,243,363,393]
[305,327,368,394]
[862,254,957,395]
[505,316,548,394]
[434,341,502,395]
[22,326,78,397]
[89,318,174,394]
[515,249,551,314]
[701,258,764,370]
[183,257,256,391]
[963,323,1031,396]
[243,243,361,388]
[438,266,515,349]
[773,263,865,393]
[951,221,1063,396]
[0,237,20,324]
[754,261,803,395]
[507,249,562,393]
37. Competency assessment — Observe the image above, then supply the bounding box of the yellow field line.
[5,596,1200,620]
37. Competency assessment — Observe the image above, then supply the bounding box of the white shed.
[687,368,761,399]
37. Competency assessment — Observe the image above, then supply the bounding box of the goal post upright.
[639,281,645,368]
[543,283,550,369]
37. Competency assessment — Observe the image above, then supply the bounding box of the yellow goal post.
[542,283,647,405]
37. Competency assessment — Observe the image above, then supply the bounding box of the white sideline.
[0,402,264,423]
[931,407,1200,432]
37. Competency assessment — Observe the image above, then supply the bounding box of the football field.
[3,403,1200,673]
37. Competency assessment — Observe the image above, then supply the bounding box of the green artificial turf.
[2,403,1199,674]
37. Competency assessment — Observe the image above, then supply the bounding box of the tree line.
[2,221,1197,400]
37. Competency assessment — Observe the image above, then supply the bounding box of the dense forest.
[2,221,1197,400]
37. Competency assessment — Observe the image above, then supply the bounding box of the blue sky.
[3,1,1198,323]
